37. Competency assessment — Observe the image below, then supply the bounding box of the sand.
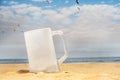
[0,63,120,80]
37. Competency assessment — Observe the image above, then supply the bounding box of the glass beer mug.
[24,28,68,73]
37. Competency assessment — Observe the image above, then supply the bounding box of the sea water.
[0,57,120,64]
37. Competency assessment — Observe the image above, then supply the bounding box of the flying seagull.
[76,0,79,4]
[77,7,80,10]
[76,0,80,11]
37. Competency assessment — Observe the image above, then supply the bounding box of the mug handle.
[52,31,68,65]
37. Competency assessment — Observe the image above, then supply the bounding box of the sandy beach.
[0,63,120,80]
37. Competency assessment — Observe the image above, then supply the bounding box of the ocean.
[0,57,120,64]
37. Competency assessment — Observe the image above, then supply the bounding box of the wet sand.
[0,63,120,80]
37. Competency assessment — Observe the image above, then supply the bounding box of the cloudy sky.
[0,0,120,59]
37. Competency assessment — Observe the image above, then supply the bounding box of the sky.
[0,0,120,59]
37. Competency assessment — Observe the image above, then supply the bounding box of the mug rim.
[24,28,51,34]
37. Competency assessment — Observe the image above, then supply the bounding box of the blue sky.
[1,0,120,7]
[0,0,120,59]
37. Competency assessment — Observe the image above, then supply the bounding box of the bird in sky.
[77,6,80,10]
[76,0,80,11]
[76,0,79,4]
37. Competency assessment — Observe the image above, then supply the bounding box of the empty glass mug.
[24,28,68,73]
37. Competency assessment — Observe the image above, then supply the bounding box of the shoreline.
[0,57,120,64]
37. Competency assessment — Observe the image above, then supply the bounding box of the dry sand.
[0,63,120,80]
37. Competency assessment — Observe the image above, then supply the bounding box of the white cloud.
[9,1,18,5]
[32,0,45,2]
[101,1,105,4]
[60,6,77,17]
[2,1,7,4]
[0,4,42,26]
[1,4,120,43]
[0,3,120,58]
[32,0,52,3]
[63,5,120,42]
[65,0,69,3]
